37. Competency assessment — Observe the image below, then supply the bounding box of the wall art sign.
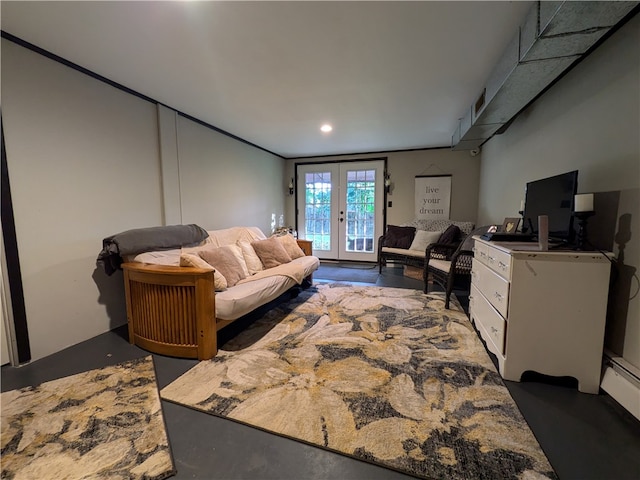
[415,174,451,220]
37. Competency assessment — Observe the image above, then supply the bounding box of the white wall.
[1,39,286,362]
[176,116,285,234]
[478,15,640,369]
[286,149,481,229]
[1,39,163,361]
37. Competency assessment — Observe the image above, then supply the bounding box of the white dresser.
[469,236,611,393]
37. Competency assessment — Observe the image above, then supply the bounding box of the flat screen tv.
[523,170,578,243]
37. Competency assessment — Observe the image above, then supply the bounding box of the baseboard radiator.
[601,350,640,421]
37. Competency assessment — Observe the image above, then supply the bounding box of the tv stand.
[470,237,611,393]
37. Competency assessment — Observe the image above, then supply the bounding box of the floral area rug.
[161,284,557,480]
[1,356,175,480]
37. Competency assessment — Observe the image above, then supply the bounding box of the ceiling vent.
[452,1,639,150]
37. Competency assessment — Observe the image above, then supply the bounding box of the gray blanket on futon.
[97,224,209,275]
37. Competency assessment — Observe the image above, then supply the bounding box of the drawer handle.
[490,326,499,335]
[488,255,496,263]
[498,261,507,270]
[494,292,504,301]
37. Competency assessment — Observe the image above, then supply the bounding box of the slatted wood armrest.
[122,262,217,360]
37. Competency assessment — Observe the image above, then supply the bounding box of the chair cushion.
[428,259,451,274]
[409,230,442,251]
[381,246,426,258]
[383,225,416,249]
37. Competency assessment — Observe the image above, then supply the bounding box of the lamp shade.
[574,193,594,212]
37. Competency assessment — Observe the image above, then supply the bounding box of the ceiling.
[1,1,535,158]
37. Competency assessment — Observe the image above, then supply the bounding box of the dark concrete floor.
[2,263,639,480]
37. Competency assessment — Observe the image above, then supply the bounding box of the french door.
[296,160,385,261]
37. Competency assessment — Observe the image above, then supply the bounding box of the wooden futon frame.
[123,263,229,360]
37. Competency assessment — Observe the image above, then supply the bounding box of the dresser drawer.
[470,284,506,357]
[473,241,489,266]
[472,260,510,318]
[485,244,511,280]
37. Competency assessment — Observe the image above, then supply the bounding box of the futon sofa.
[99,225,319,360]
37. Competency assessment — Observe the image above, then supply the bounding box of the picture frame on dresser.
[500,217,520,234]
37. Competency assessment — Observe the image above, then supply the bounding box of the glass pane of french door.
[342,168,376,257]
[304,170,335,255]
[297,160,384,261]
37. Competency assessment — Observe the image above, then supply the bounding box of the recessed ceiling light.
[320,124,333,133]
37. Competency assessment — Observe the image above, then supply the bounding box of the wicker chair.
[425,226,492,308]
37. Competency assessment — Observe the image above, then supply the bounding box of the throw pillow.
[431,225,462,259]
[409,230,442,251]
[227,244,250,278]
[198,246,247,287]
[237,241,264,275]
[437,224,462,245]
[195,244,250,278]
[179,252,214,271]
[383,225,416,249]
[275,234,305,260]
[179,253,227,291]
[251,237,293,269]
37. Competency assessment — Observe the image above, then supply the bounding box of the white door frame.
[295,158,386,261]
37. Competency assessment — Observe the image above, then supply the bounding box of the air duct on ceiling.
[451,1,639,151]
